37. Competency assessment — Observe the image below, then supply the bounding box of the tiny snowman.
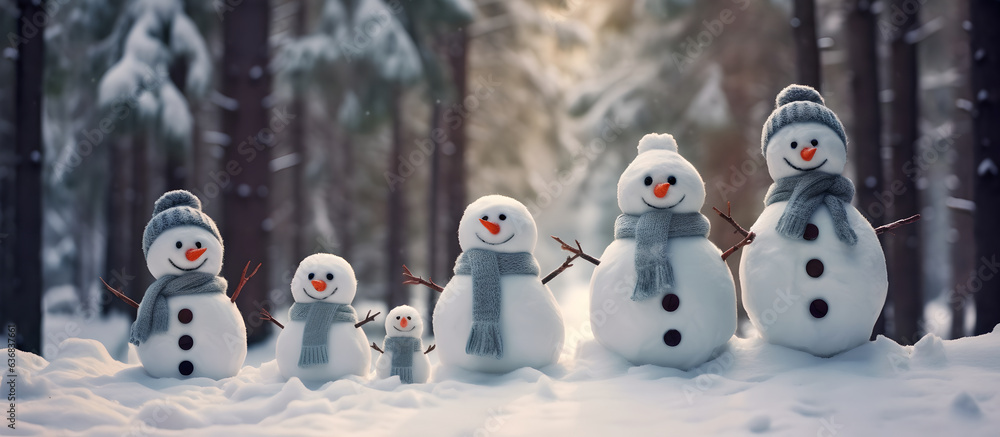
[561,133,737,370]
[263,253,379,381]
[739,84,887,357]
[127,190,247,379]
[405,195,573,374]
[371,305,435,384]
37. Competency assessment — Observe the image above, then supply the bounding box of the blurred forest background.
[1,0,998,360]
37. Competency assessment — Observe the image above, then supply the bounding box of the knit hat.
[761,84,847,156]
[142,190,222,258]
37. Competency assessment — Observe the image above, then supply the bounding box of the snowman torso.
[374,345,431,383]
[740,201,887,357]
[589,235,736,369]
[135,293,247,379]
[275,317,371,381]
[433,274,565,373]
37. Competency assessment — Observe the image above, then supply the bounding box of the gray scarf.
[383,336,422,383]
[130,272,227,345]
[765,172,857,246]
[289,302,358,367]
[614,211,711,301]
[453,249,540,359]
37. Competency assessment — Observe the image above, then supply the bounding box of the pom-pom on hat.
[142,190,222,257]
[761,84,847,156]
[637,133,679,154]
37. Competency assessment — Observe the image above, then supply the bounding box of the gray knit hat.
[761,84,847,156]
[142,190,222,258]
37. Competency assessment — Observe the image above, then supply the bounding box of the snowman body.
[375,305,432,383]
[374,348,432,383]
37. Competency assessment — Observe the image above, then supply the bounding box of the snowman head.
[384,305,423,338]
[457,195,537,253]
[617,133,706,215]
[290,253,358,304]
[761,85,848,181]
[142,190,224,279]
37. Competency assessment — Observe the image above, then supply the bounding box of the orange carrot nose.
[479,219,501,235]
[801,147,817,161]
[654,183,671,198]
[185,248,207,261]
[311,280,326,291]
[400,317,408,328]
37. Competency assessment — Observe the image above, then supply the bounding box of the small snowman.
[737,84,888,357]
[112,190,249,379]
[557,133,737,370]
[404,195,576,374]
[261,253,379,381]
[371,305,435,384]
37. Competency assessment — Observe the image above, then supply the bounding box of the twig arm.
[100,277,139,309]
[259,307,284,329]
[401,265,445,292]
[371,342,384,354]
[424,344,436,354]
[541,255,578,285]
[712,202,751,238]
[355,310,380,328]
[230,261,262,303]
[874,214,921,235]
[721,231,755,261]
[551,236,600,265]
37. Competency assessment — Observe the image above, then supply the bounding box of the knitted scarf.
[614,211,711,301]
[453,249,540,359]
[765,172,857,246]
[289,302,358,367]
[383,336,422,383]
[130,272,227,345]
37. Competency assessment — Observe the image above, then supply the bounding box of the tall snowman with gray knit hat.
[739,84,887,357]
[132,190,247,378]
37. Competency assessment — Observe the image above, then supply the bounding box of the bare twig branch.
[259,307,284,329]
[99,277,139,309]
[874,214,921,235]
[355,310,380,328]
[712,202,751,238]
[721,231,755,261]
[230,261,262,303]
[551,236,600,265]
[424,344,436,354]
[541,255,578,284]
[401,265,445,292]
[371,342,384,354]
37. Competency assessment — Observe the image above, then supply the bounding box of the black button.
[178,335,193,350]
[663,329,682,347]
[804,224,819,241]
[810,299,829,319]
[661,294,680,312]
[806,259,824,278]
[178,309,193,324]
[179,360,194,376]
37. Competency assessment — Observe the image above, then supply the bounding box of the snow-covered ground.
[13,309,1000,436]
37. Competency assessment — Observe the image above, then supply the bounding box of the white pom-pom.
[637,133,678,154]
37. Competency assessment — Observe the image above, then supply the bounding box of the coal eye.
[175,241,182,249]
[195,241,202,249]
[811,139,818,146]
[396,316,401,320]
[667,176,677,185]
[644,176,653,186]
[791,141,798,149]
[308,273,314,280]
[406,316,412,320]
[326,273,333,280]
[498,214,506,221]
[481,215,488,221]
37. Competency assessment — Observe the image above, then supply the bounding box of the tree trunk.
[884,0,923,344]
[290,0,308,261]
[104,136,137,316]
[3,0,46,354]
[129,133,152,299]
[221,0,272,344]
[947,0,974,340]
[846,0,886,340]
[386,90,408,310]
[426,101,443,332]
[444,28,469,269]
[970,0,1000,335]
[791,0,822,90]
[166,61,189,191]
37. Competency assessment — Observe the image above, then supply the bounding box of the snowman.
[404,195,572,374]
[262,253,379,381]
[559,133,737,370]
[371,305,435,384]
[125,190,248,379]
[738,84,887,357]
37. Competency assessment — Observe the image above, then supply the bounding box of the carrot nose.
[654,183,671,198]
[311,280,326,291]
[400,317,408,328]
[801,147,817,161]
[185,248,207,261]
[479,219,501,235]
